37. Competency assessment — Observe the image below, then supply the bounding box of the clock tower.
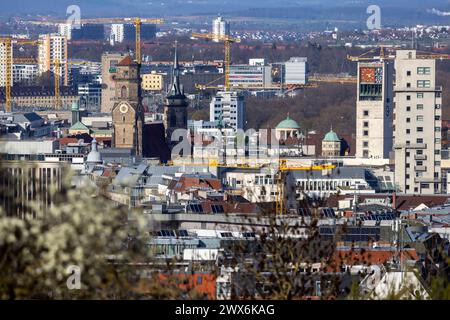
[111,56,144,155]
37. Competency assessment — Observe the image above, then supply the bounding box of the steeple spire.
[170,40,182,96]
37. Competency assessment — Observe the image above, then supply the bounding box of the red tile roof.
[118,56,137,66]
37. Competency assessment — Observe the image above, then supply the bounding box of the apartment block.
[393,50,442,194]
[0,41,13,87]
[38,34,68,86]
[142,71,164,91]
[356,61,394,159]
[210,91,245,130]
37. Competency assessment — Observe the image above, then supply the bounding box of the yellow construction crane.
[275,159,337,216]
[0,37,39,112]
[30,17,164,64]
[191,32,241,91]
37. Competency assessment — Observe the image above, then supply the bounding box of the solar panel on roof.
[211,204,224,214]
[178,230,189,237]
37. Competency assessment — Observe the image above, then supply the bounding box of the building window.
[406,106,411,112]
[363,141,369,147]
[417,138,423,143]
[363,121,369,128]
[406,95,411,101]
[417,80,431,88]
[417,67,431,75]
[435,115,441,121]
[363,130,369,136]
[416,115,423,122]
[406,129,410,134]
[417,104,424,110]
[435,127,441,132]
[406,118,410,123]
[406,83,411,88]
[363,110,369,116]
[417,127,423,132]
[417,92,424,98]
[435,138,441,144]
[407,71,411,76]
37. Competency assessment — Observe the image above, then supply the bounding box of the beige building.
[393,50,442,194]
[38,34,68,86]
[0,160,66,219]
[356,61,394,159]
[142,71,164,91]
[322,128,341,157]
[1,87,78,109]
[0,41,13,87]
[101,53,126,114]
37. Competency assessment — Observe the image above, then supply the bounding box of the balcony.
[414,165,427,171]
[394,143,427,150]
[414,154,427,160]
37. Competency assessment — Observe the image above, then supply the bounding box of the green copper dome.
[276,115,300,130]
[323,128,340,142]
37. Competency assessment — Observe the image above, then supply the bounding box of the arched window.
[121,86,127,99]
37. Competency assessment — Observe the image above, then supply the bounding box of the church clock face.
[119,104,129,114]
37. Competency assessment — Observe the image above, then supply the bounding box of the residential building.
[212,16,230,42]
[209,91,245,130]
[13,63,38,85]
[356,61,394,159]
[58,23,72,40]
[0,41,13,87]
[393,50,442,194]
[110,24,124,43]
[38,33,68,86]
[142,71,164,91]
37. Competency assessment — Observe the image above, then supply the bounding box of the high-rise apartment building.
[356,61,394,159]
[38,34,68,86]
[212,16,230,42]
[13,64,38,85]
[210,91,245,130]
[393,50,442,194]
[0,42,13,87]
[111,24,125,43]
[58,23,72,40]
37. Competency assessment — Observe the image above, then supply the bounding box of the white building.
[356,61,394,159]
[210,91,245,130]
[58,23,72,40]
[393,50,442,194]
[38,34,68,86]
[111,24,125,43]
[228,63,272,89]
[284,57,308,85]
[212,16,230,42]
[0,41,13,87]
[13,64,38,85]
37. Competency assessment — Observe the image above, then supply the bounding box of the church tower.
[164,41,188,145]
[111,56,144,155]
